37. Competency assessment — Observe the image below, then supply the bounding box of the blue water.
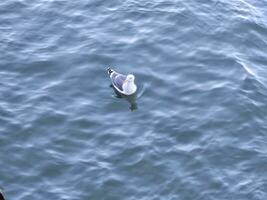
[1,0,267,199]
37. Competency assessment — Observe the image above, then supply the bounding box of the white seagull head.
[126,74,135,82]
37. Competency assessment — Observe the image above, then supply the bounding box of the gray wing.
[111,72,126,91]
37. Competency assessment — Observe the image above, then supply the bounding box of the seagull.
[107,67,137,95]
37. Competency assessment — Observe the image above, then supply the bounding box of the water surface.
[1,0,267,199]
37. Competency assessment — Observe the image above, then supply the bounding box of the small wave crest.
[235,55,267,89]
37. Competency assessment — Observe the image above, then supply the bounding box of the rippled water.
[1,0,267,199]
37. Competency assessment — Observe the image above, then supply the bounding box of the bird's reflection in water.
[110,84,138,111]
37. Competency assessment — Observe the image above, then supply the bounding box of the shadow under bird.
[107,67,138,111]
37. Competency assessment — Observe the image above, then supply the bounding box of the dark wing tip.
[107,67,113,75]
[0,191,5,200]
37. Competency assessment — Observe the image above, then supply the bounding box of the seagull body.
[107,68,137,95]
